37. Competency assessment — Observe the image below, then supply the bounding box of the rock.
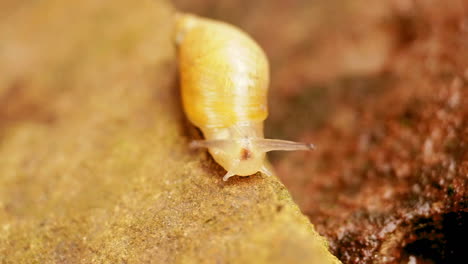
[0,0,340,263]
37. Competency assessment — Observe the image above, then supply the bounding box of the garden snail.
[175,13,314,181]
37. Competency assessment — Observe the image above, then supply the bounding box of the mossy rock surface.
[0,0,340,263]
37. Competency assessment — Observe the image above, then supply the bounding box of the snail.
[174,13,314,181]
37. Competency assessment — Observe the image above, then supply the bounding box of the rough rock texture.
[0,0,340,263]
[174,0,467,263]
[269,2,468,263]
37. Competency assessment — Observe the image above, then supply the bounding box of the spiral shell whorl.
[175,13,269,129]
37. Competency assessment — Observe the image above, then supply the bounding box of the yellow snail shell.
[174,13,314,181]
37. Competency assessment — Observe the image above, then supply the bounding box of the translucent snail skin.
[174,13,314,181]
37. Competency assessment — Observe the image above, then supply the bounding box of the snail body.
[175,13,313,181]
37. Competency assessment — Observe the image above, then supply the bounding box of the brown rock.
[0,0,340,263]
